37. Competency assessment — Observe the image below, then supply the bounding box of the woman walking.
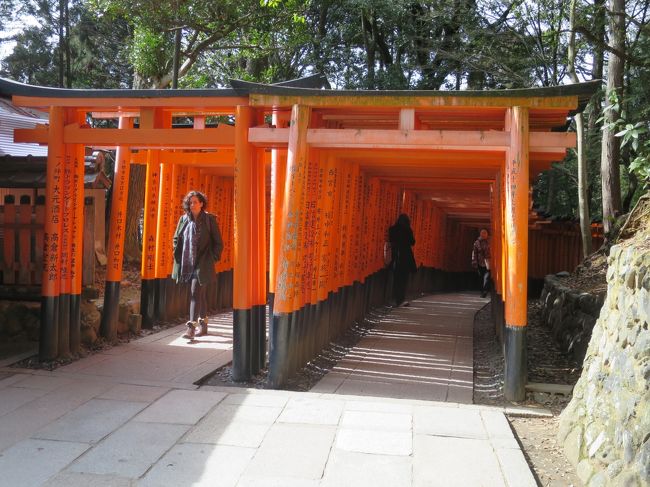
[389,213,417,307]
[172,190,223,339]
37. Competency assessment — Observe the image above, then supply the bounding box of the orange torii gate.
[0,76,599,400]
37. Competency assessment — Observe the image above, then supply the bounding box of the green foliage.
[129,26,172,80]
[1,26,59,86]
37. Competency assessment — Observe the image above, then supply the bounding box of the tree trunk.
[576,114,592,255]
[64,0,71,87]
[313,1,329,73]
[588,0,606,133]
[172,27,181,89]
[124,164,146,262]
[568,0,592,257]
[600,0,625,238]
[58,0,64,87]
[361,10,376,89]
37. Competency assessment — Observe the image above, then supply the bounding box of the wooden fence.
[0,193,97,298]
[528,222,603,278]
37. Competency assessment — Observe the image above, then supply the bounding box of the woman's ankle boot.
[182,321,196,339]
[196,318,208,337]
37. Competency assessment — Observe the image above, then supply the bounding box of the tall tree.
[568,0,592,256]
[601,0,626,237]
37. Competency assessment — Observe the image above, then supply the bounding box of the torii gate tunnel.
[0,76,599,401]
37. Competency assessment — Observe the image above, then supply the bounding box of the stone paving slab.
[242,423,337,480]
[340,409,412,431]
[32,398,146,444]
[0,371,32,388]
[413,435,506,487]
[134,389,227,424]
[335,428,413,456]
[68,421,190,478]
[96,383,170,403]
[0,438,90,487]
[320,450,412,487]
[413,405,487,439]
[0,384,49,417]
[139,443,255,487]
[0,379,113,453]
[42,472,134,487]
[236,477,320,487]
[277,396,345,425]
[184,403,283,448]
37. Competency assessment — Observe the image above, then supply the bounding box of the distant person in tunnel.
[389,213,417,307]
[172,190,224,340]
[472,228,491,298]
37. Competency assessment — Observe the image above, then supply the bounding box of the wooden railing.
[0,194,44,290]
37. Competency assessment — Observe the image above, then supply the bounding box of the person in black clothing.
[389,213,417,307]
[471,228,491,298]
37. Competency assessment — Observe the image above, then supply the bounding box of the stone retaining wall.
[540,274,605,364]
[0,298,136,350]
[558,241,650,486]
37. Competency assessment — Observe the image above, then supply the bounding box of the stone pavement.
[0,293,537,486]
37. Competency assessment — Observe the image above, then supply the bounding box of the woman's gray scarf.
[180,213,203,282]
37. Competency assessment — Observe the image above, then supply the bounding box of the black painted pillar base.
[58,293,70,358]
[504,324,527,401]
[40,295,59,361]
[233,308,252,381]
[155,278,168,322]
[100,281,121,342]
[254,304,266,371]
[140,278,156,329]
[268,312,291,388]
[493,294,505,344]
[69,293,81,354]
[250,305,261,375]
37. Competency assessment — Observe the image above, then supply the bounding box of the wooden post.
[140,150,161,328]
[252,149,267,372]
[101,117,132,341]
[233,105,255,381]
[17,195,31,284]
[3,195,16,285]
[34,195,45,285]
[155,160,173,321]
[82,197,95,288]
[58,140,74,358]
[268,104,311,388]
[268,111,290,314]
[69,142,85,354]
[40,106,64,360]
[504,106,529,401]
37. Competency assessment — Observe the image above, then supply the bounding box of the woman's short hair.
[182,190,208,214]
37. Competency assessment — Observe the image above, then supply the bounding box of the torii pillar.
[504,106,529,401]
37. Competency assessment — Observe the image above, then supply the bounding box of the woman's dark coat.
[389,222,417,274]
[171,211,223,285]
